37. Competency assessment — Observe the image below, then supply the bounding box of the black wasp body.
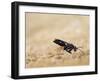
[53,39,78,54]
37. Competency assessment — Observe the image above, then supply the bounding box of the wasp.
[53,39,81,54]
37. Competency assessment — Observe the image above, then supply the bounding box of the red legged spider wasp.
[53,39,83,54]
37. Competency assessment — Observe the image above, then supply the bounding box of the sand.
[25,13,89,68]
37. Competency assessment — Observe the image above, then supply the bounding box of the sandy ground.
[25,13,89,68]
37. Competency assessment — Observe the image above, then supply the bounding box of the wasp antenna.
[78,46,83,48]
[78,48,85,56]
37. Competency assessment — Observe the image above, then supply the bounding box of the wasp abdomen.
[53,39,66,46]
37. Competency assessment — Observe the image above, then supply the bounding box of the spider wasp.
[53,39,83,54]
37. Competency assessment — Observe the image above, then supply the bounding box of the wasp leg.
[67,48,72,54]
[64,46,72,54]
